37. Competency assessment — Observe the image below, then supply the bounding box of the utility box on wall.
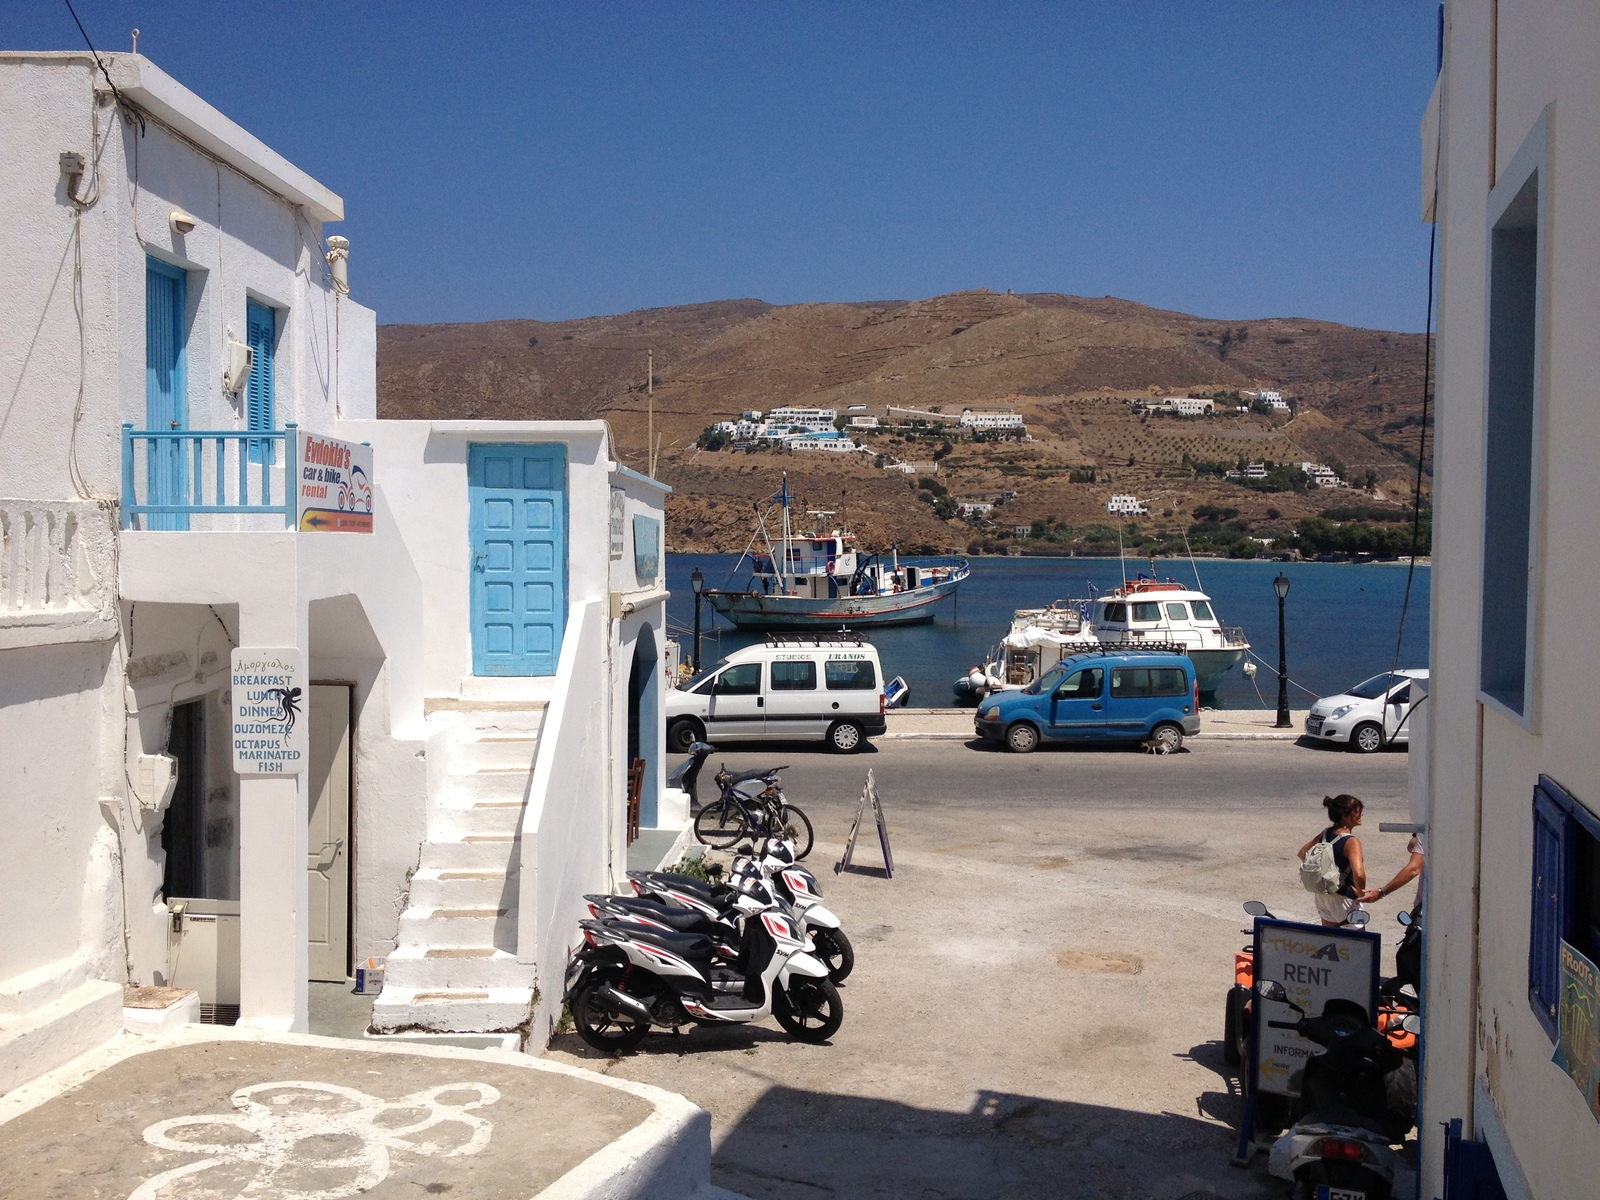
[166,898,241,1024]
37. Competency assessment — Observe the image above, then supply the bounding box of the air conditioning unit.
[222,338,254,394]
[167,898,241,1024]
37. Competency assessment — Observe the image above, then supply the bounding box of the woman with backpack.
[1297,793,1368,926]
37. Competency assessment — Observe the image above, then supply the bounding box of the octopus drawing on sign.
[128,1079,500,1200]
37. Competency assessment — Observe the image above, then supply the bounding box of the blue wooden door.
[469,443,567,676]
[145,258,188,530]
[245,300,276,464]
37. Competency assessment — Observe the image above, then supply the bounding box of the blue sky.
[6,2,1440,330]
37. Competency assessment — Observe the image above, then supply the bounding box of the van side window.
[825,659,877,690]
[1131,602,1162,623]
[1111,668,1151,698]
[1151,667,1188,696]
[1166,602,1189,621]
[691,675,716,695]
[771,660,817,691]
[714,663,762,695]
[1055,667,1103,698]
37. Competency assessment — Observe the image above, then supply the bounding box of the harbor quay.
[549,736,1417,1199]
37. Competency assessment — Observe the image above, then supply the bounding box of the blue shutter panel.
[1530,780,1568,1038]
[144,259,188,529]
[245,301,275,464]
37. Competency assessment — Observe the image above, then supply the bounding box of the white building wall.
[1422,3,1600,1197]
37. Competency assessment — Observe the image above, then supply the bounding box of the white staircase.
[371,704,546,1036]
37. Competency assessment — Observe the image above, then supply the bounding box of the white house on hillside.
[0,52,670,1093]
[1417,4,1600,1197]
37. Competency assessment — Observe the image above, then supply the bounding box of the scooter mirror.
[1396,910,1413,927]
[1344,909,1370,926]
[1401,1013,1422,1035]
[1242,900,1270,917]
[1255,979,1289,1002]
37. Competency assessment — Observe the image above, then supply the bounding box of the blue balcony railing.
[121,422,297,530]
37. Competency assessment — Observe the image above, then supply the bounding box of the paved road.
[551,738,1417,1199]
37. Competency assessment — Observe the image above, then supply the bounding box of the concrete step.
[440,769,530,807]
[381,945,535,990]
[369,985,536,1035]
[415,836,520,873]
[406,867,517,909]
[396,907,517,951]
[432,799,525,840]
[453,735,539,773]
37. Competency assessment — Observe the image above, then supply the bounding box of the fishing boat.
[704,479,969,629]
[952,577,1250,701]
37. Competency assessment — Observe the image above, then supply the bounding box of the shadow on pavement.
[703,1084,1278,1199]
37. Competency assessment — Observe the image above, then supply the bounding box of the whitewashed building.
[1243,462,1269,481]
[1298,462,1343,488]
[789,435,859,453]
[0,52,671,1092]
[1415,4,1600,1197]
[766,406,836,431]
[1252,390,1289,411]
[959,409,1026,430]
[1105,494,1148,516]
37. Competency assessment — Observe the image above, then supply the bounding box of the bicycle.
[693,766,815,859]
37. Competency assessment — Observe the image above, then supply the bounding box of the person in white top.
[1359,834,1425,912]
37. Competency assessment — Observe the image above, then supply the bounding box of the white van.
[667,636,889,753]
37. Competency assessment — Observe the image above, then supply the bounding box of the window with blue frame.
[1529,776,1600,1039]
[245,300,276,464]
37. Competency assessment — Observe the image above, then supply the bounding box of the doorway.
[160,698,207,898]
[307,684,352,982]
[627,627,660,827]
[468,443,568,676]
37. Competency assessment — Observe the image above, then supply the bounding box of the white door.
[707,662,766,739]
[307,684,351,982]
[765,656,825,737]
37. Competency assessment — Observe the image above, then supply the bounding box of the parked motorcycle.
[628,846,854,983]
[666,741,717,809]
[1256,978,1417,1200]
[564,895,842,1051]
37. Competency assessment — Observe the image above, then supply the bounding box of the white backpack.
[1300,836,1344,894]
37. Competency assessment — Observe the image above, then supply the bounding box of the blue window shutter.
[245,301,275,464]
[1530,778,1569,1038]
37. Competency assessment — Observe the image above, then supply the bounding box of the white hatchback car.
[1305,669,1428,753]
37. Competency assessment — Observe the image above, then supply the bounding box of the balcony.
[120,423,297,531]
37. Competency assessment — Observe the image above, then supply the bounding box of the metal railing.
[120,423,297,530]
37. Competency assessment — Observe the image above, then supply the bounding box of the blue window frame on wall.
[245,299,276,464]
[145,258,188,530]
[1529,775,1600,1039]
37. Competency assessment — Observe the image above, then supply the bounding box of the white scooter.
[565,885,842,1051]
[730,839,854,981]
[1256,979,1416,1200]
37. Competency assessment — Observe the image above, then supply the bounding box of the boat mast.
[780,475,792,593]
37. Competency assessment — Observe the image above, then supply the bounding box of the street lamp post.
[689,567,705,675]
[1273,572,1292,728]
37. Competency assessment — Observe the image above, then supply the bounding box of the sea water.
[666,555,1430,711]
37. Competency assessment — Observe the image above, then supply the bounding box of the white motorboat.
[952,577,1250,701]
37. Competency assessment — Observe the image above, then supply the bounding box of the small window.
[1530,776,1600,1039]
[1101,603,1127,623]
[1131,602,1161,623]
[691,675,715,695]
[1388,684,1412,707]
[1110,668,1152,698]
[1151,667,1189,697]
[1191,600,1216,622]
[1054,667,1103,699]
[825,659,877,690]
[770,660,817,691]
[1165,602,1189,621]
[714,663,762,695]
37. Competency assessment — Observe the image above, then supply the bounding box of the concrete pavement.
[551,736,1417,1199]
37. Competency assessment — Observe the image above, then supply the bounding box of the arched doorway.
[626,625,660,828]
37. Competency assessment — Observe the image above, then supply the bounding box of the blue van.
[973,649,1200,753]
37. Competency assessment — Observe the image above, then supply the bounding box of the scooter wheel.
[571,976,652,1052]
[1223,985,1249,1068]
[811,927,855,983]
[773,977,843,1043]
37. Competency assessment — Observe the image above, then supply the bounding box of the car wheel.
[1351,721,1384,754]
[827,720,864,753]
[667,718,702,754]
[1147,722,1183,754]
[1006,722,1040,753]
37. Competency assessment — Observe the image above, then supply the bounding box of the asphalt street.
[549,736,1418,1200]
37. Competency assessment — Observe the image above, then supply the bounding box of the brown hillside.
[377,291,1431,554]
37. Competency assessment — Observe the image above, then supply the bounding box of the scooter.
[564,896,842,1051]
[1255,979,1415,1200]
[666,741,717,809]
[630,842,854,983]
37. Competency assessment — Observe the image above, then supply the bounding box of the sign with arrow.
[295,430,373,533]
